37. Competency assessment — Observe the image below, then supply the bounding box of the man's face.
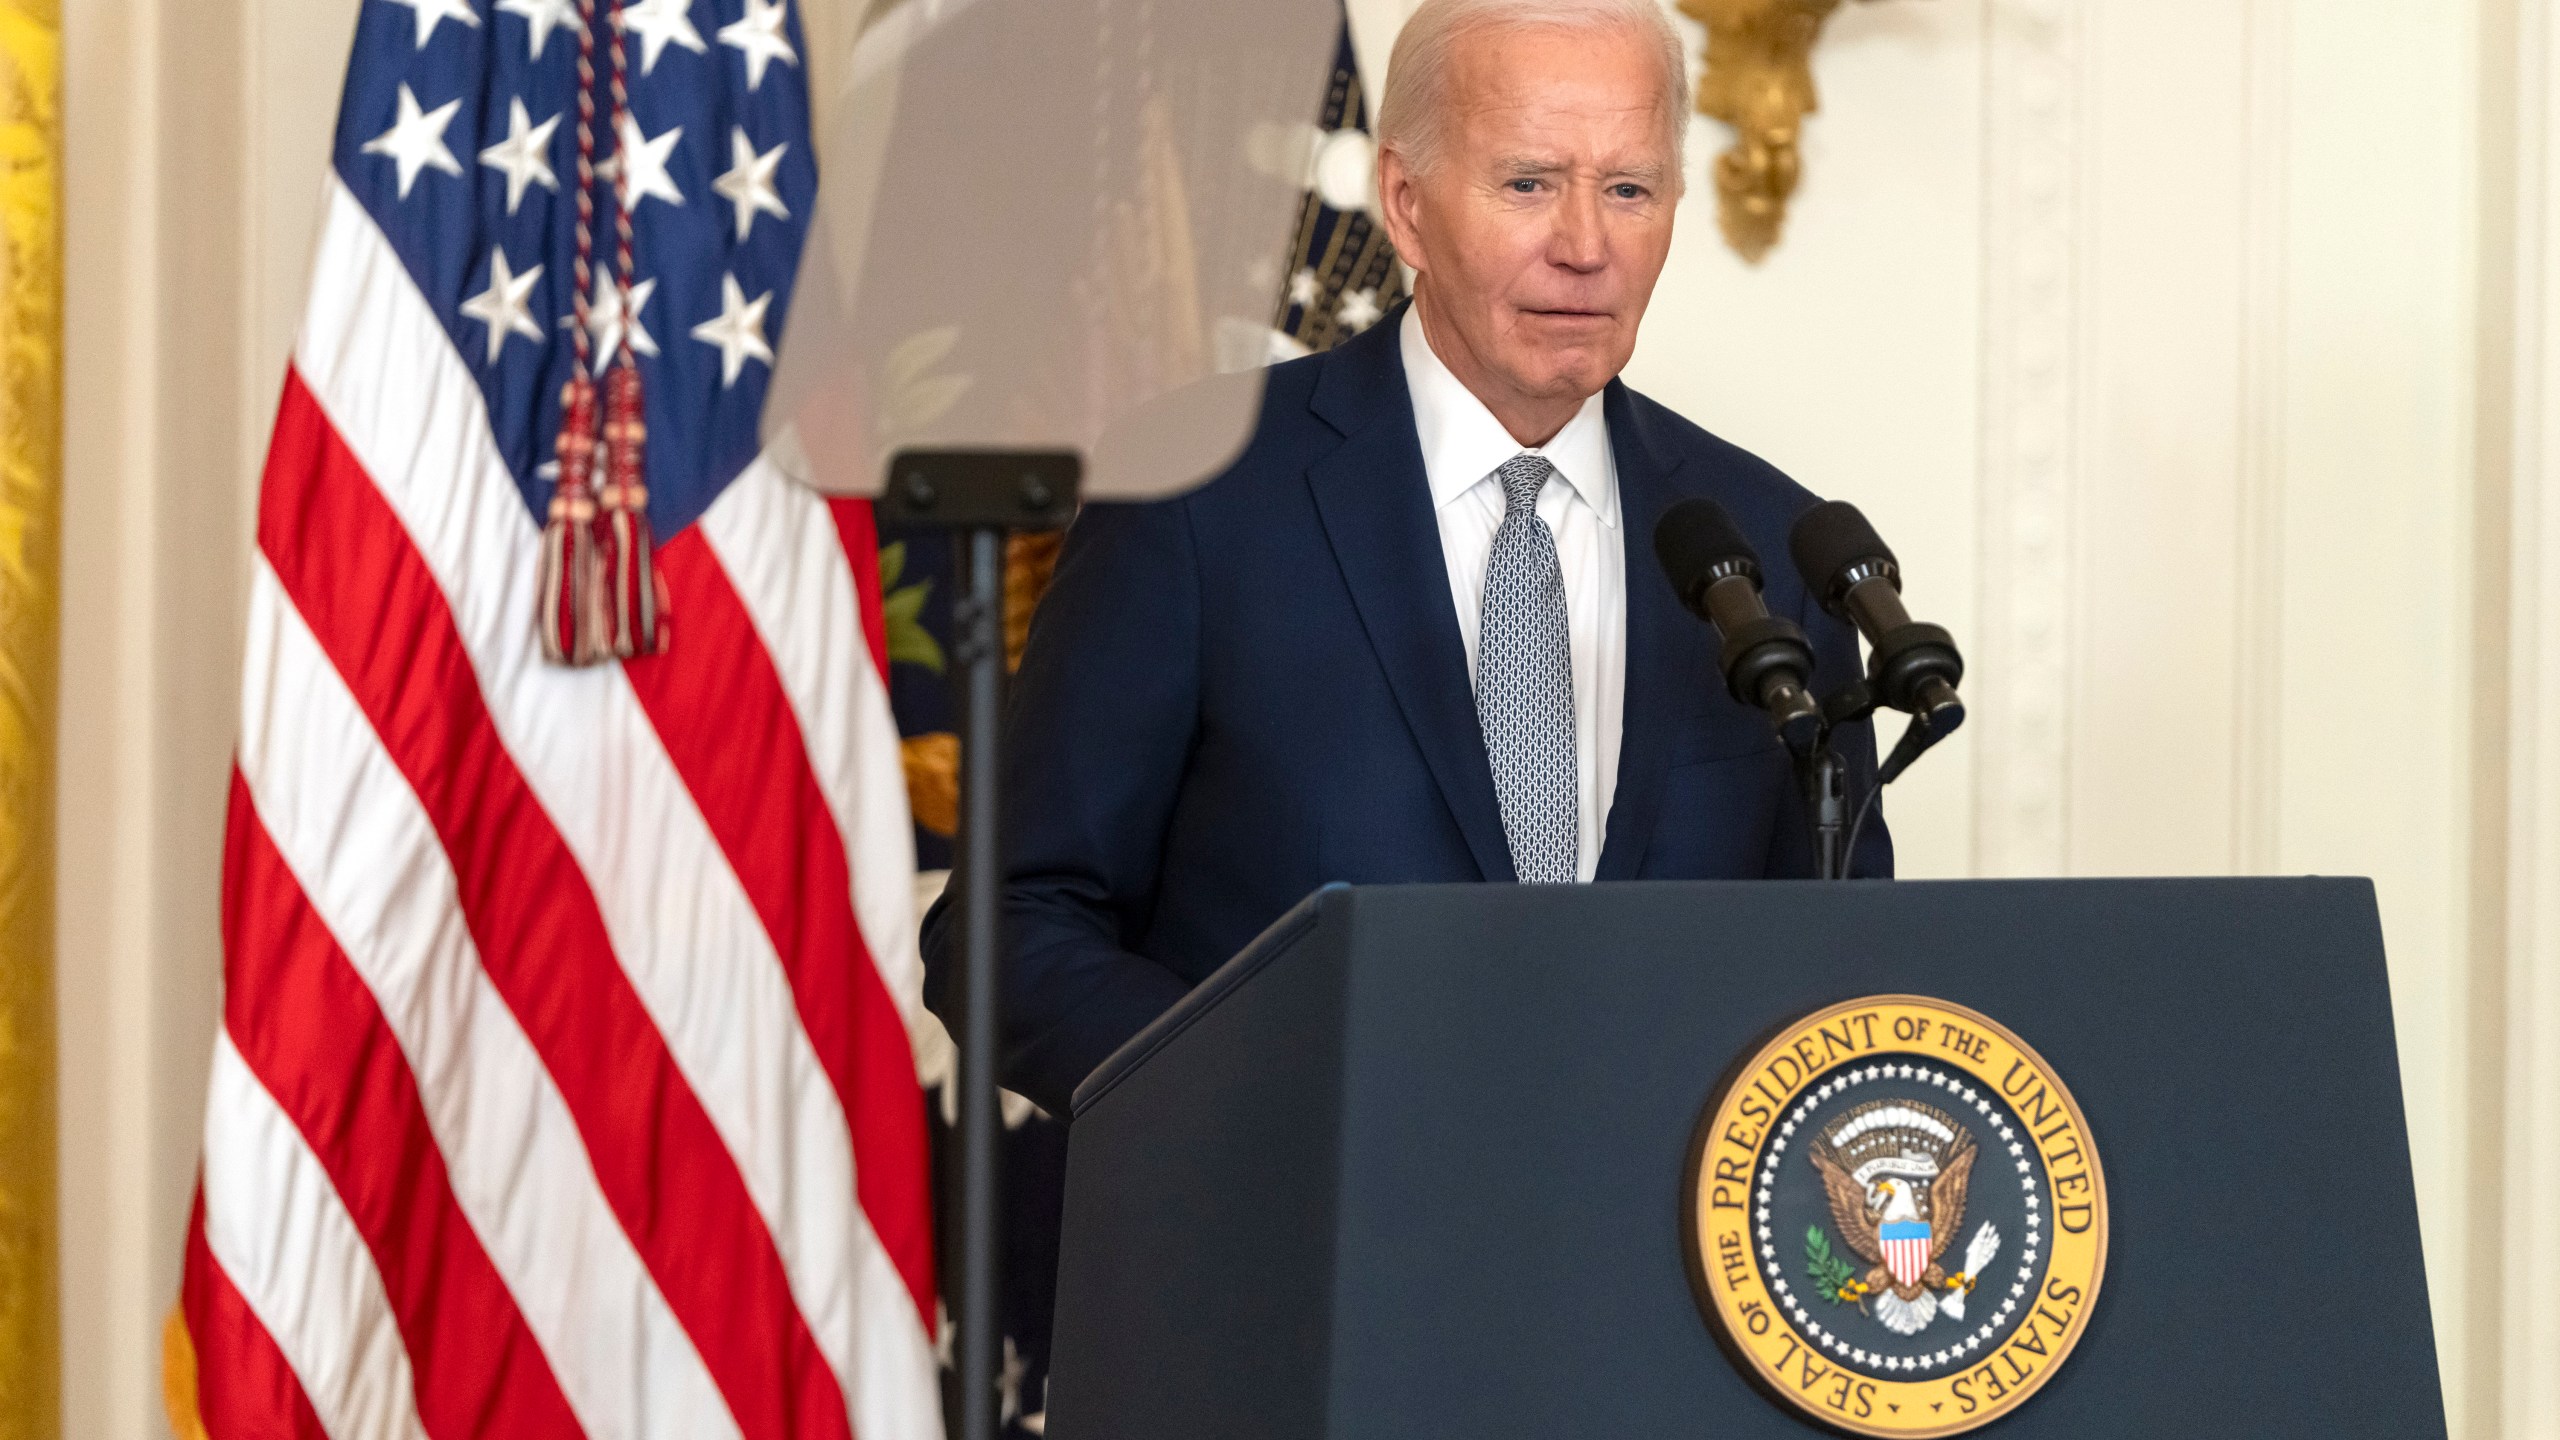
[1380,22,1680,428]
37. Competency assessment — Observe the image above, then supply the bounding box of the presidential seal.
[1683,996,2108,1437]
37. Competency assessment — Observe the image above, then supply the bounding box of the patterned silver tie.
[1477,453,1579,884]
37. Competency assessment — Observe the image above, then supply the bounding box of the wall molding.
[1973,0,2085,876]
[2504,1,2560,1431]
[2507,373,2560,1440]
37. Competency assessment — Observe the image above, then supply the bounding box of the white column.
[2506,8,2560,1433]
[1973,0,2086,879]
[56,0,350,1431]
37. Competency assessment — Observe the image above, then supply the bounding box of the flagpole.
[953,524,1004,1440]
[884,450,1077,1440]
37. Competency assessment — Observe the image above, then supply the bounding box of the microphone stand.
[1801,741,1851,881]
[881,449,1080,1440]
[1796,679,1966,881]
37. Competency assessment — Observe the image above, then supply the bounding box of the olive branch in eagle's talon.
[1805,1225,1866,1307]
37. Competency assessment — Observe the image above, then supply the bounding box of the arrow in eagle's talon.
[1943,1221,2002,1321]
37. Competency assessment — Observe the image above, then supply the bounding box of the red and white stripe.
[1882,1235,1931,1291]
[178,177,940,1440]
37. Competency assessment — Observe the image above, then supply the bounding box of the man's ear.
[1375,144,1426,279]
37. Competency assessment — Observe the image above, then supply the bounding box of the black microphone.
[1653,499,1823,753]
[1788,501,1965,733]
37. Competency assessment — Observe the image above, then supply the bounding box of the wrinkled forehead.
[1442,21,1681,167]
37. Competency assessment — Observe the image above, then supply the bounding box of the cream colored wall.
[48,0,2559,1435]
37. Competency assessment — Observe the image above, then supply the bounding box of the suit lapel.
[1596,381,1691,881]
[1304,316,1516,882]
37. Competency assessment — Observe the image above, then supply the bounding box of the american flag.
[171,1,940,1437]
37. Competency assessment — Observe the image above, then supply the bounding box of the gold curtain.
[0,0,57,1434]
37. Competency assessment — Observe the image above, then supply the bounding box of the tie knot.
[1497,453,1556,516]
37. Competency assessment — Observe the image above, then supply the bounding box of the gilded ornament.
[1680,0,1894,262]
[0,2,56,1435]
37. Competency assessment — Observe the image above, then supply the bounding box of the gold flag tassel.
[538,372,609,664]
[600,361,660,656]
[593,0,662,658]
[536,0,612,665]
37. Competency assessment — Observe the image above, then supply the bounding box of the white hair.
[1376,0,1690,182]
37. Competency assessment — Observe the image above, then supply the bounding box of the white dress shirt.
[1402,305,1626,883]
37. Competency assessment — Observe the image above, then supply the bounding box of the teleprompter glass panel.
[770,0,1344,500]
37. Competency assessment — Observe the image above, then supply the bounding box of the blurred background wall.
[51,0,2560,1434]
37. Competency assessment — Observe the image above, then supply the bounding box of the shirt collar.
[1401,304,1619,529]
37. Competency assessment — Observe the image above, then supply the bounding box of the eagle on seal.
[1809,1099,1997,1336]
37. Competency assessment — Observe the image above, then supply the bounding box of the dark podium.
[1043,879,2447,1438]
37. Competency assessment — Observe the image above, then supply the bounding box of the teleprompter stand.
[879,448,1081,1440]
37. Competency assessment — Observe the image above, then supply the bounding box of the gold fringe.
[1003,530,1061,672]
[161,1306,207,1440]
[900,733,960,838]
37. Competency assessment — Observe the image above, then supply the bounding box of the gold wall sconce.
[1680,0,1893,263]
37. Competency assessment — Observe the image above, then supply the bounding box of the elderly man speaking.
[924,0,1888,1118]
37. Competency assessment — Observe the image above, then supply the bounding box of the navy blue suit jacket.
[923,312,1889,1116]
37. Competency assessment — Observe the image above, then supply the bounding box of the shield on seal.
[1880,1221,1932,1289]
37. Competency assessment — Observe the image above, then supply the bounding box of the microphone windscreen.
[1653,498,1758,606]
[1789,500,1897,602]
